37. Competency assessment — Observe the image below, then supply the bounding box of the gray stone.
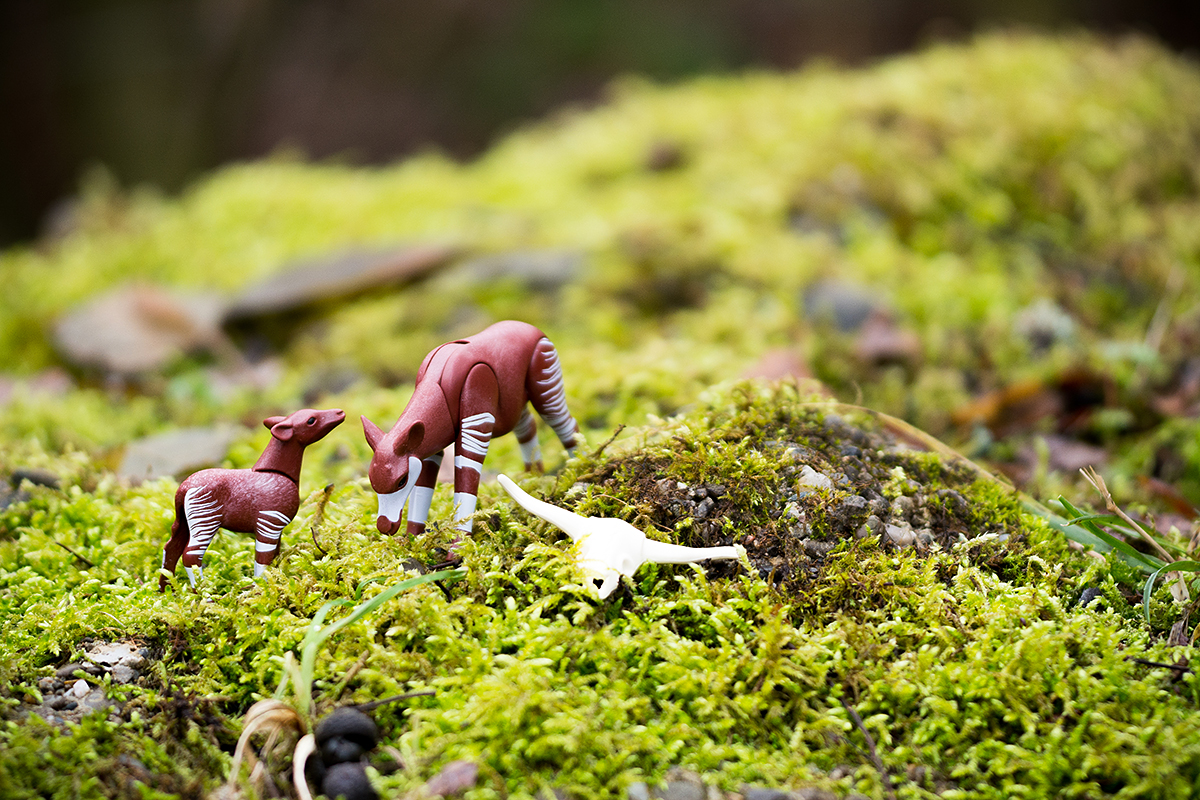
[887,524,916,547]
[742,789,791,800]
[890,495,915,519]
[1014,298,1076,351]
[803,281,885,332]
[439,250,583,292]
[803,539,835,557]
[111,665,139,684]
[0,486,30,511]
[658,768,707,800]
[226,243,459,320]
[54,284,228,375]
[118,425,241,482]
[85,641,147,669]
[627,782,651,800]
[56,663,86,680]
[794,789,836,800]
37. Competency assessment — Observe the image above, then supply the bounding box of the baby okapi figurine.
[361,320,581,548]
[158,408,345,589]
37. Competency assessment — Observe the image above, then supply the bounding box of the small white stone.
[70,679,91,698]
[797,466,833,491]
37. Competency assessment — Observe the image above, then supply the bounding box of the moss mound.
[2,32,1200,799]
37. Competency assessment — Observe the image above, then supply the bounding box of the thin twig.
[353,690,436,712]
[1081,467,1189,602]
[45,535,96,568]
[840,697,897,800]
[310,484,334,556]
[330,651,371,702]
[592,424,626,460]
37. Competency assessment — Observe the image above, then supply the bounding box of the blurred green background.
[2,0,1196,246]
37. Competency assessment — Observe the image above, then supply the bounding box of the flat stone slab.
[225,243,459,320]
[437,249,583,291]
[54,285,227,375]
[119,425,241,482]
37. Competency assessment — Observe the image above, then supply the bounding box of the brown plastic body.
[158,407,345,589]
[362,320,579,539]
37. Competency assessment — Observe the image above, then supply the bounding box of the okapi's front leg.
[406,452,443,537]
[451,364,500,547]
[254,509,291,577]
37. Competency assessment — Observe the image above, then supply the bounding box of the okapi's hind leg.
[254,509,291,577]
[528,337,581,457]
[179,487,222,586]
[513,407,543,472]
[159,509,189,591]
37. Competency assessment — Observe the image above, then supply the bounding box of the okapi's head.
[264,408,346,445]
[362,416,424,535]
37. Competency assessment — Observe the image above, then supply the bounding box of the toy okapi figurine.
[361,320,581,548]
[158,408,346,589]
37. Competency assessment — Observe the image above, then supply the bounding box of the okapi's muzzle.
[374,455,422,535]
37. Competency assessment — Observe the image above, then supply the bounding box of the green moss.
[4,32,1200,799]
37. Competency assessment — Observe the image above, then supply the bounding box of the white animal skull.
[498,474,745,598]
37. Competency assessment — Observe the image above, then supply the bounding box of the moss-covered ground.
[3,32,1200,799]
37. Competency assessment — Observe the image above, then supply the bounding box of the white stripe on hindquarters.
[183,487,222,564]
[458,412,495,457]
[532,339,579,451]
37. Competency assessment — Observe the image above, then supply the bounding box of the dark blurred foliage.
[1,0,1197,246]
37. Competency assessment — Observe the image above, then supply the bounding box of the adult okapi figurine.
[361,320,581,551]
[158,408,345,589]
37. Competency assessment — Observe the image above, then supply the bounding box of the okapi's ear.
[394,421,424,455]
[362,415,385,452]
[269,418,295,442]
[263,415,286,430]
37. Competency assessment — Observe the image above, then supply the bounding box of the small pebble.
[56,663,85,680]
[886,524,916,547]
[797,466,833,491]
[627,782,651,800]
[70,679,91,699]
[1077,587,1103,608]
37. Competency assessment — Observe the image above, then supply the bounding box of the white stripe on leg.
[453,492,478,533]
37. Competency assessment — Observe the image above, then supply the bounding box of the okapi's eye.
[307,417,316,425]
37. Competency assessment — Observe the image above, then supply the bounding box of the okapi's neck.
[253,439,304,484]
[398,384,456,457]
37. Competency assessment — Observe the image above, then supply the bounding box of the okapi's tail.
[158,491,190,591]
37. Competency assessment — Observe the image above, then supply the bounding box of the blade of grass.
[1082,468,1190,603]
[1056,496,1162,572]
[1143,560,1200,623]
[295,568,464,716]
